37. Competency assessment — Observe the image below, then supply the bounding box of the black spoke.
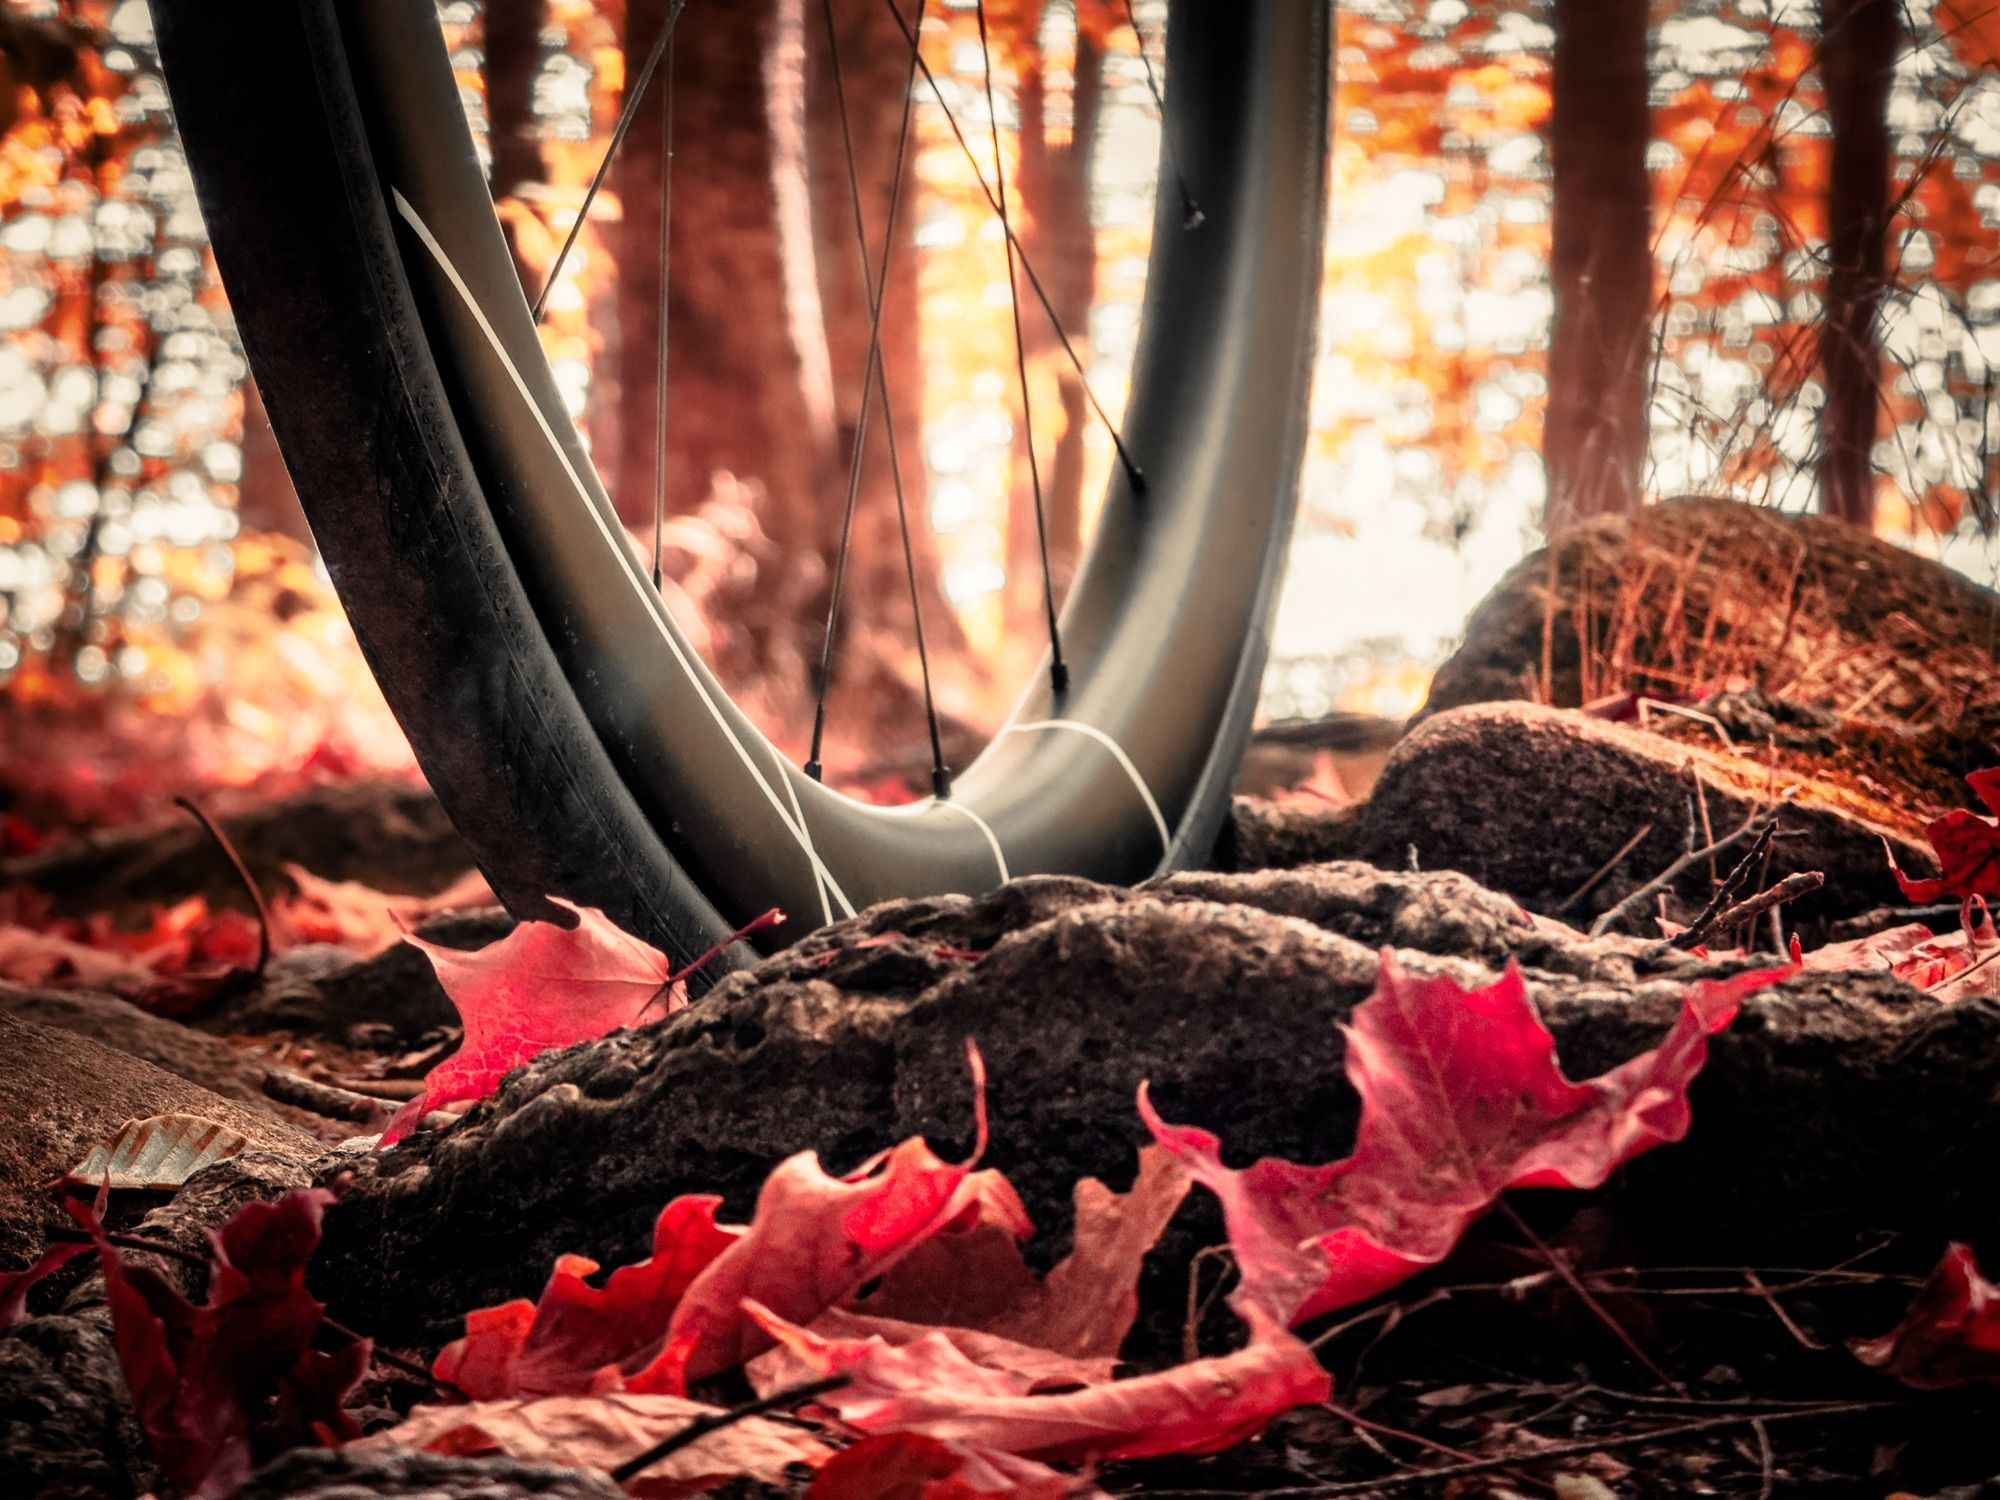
[651,24,677,589]
[1123,0,1202,229]
[804,0,950,799]
[975,0,1067,694]
[530,0,687,324]
[880,0,1144,494]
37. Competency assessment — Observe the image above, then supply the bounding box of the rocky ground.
[8,499,2000,1497]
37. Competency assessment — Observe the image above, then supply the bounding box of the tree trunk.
[794,0,972,763]
[612,0,847,740]
[236,375,310,545]
[1817,0,1898,530]
[1543,0,1653,535]
[483,0,549,292]
[1010,26,1103,635]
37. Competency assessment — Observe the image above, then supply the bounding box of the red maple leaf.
[1142,950,1785,1327]
[1886,768,2000,905]
[747,1298,1329,1465]
[67,1188,367,1498]
[1853,1243,2000,1389]
[434,1046,998,1396]
[381,901,781,1144]
[274,864,495,957]
[433,1195,741,1399]
[849,1145,1191,1363]
[806,1431,1073,1499]
[0,1238,95,1328]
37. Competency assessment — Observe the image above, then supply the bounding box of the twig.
[1554,823,1655,916]
[326,1075,428,1101]
[1742,1268,1829,1352]
[1498,1202,1682,1393]
[1326,1401,1549,1494]
[1183,1243,1234,1364]
[609,1375,848,1483]
[262,1069,391,1125]
[1697,872,1823,950]
[1279,1401,1897,1496]
[43,1226,439,1386]
[1669,821,1777,949]
[172,796,272,978]
[1591,809,1772,939]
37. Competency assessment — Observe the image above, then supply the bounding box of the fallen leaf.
[855,1146,1190,1362]
[749,1307,1120,1400]
[68,1187,366,1498]
[275,863,494,957]
[0,923,151,990]
[1884,769,2000,904]
[356,1392,833,1498]
[631,1047,1006,1392]
[1143,951,1785,1326]
[747,1299,1329,1464]
[381,900,687,1144]
[434,1195,741,1399]
[806,1431,1078,1498]
[70,897,263,975]
[1799,923,1939,974]
[1798,919,2000,1002]
[440,1047,999,1397]
[64,1114,251,1191]
[0,1239,94,1328]
[1853,1243,2000,1389]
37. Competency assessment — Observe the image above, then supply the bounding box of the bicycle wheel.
[150,1,1331,974]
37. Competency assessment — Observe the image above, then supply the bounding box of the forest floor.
[8,500,2000,1498]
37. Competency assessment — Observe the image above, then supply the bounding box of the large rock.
[0,1014,320,1269]
[0,987,316,1121]
[311,864,1990,1352]
[1423,497,2000,733]
[1357,700,1935,931]
[0,1310,152,1499]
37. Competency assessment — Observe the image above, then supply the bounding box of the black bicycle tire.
[151,1,1330,962]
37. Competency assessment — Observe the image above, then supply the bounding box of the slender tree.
[1543,0,1653,534]
[1817,0,1898,529]
[1011,14,1104,629]
[612,0,963,756]
[236,376,309,545]
[484,0,550,292]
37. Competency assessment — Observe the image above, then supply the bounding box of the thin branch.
[1590,809,1774,939]
[1697,871,1823,950]
[1668,820,1779,949]
[262,1069,391,1126]
[172,796,271,978]
[1498,1201,1682,1393]
[1267,1401,1901,1497]
[1554,822,1655,917]
[610,1375,849,1483]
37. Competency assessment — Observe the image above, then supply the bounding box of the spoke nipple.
[931,765,953,801]
[1050,659,1070,696]
[804,760,824,783]
[1182,203,1206,231]
[1127,464,1148,497]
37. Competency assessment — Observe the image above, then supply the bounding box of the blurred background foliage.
[0,0,1995,830]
